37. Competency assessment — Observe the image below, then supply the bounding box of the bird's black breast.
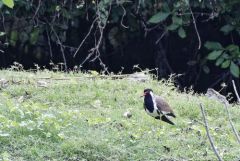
[144,95,154,113]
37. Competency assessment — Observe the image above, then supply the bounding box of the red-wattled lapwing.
[142,89,176,125]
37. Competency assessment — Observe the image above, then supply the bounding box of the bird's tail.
[161,115,175,125]
[166,113,176,118]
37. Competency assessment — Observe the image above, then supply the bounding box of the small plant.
[204,41,240,78]
[9,62,24,71]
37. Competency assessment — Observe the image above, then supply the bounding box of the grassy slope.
[0,70,239,161]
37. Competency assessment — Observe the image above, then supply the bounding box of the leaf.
[167,23,179,31]
[215,57,224,66]
[55,5,61,12]
[230,62,239,78]
[172,16,182,25]
[30,28,40,45]
[2,0,14,8]
[148,12,170,24]
[220,24,234,35]
[221,60,231,68]
[162,2,170,12]
[10,30,18,46]
[207,50,223,60]
[204,41,223,50]
[178,27,186,38]
[203,65,210,74]
[221,53,230,59]
[0,32,5,36]
[226,44,239,52]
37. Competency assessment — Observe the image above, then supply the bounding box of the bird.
[142,88,176,125]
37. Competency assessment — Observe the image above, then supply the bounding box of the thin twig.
[120,4,128,29]
[50,26,67,70]
[199,103,223,161]
[232,80,240,103]
[155,30,167,44]
[223,102,240,144]
[46,28,53,58]
[97,57,110,74]
[73,18,98,57]
[189,7,201,49]
[136,0,141,14]
[32,0,42,20]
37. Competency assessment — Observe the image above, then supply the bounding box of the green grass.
[0,70,239,161]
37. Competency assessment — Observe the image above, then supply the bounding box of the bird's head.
[141,88,153,97]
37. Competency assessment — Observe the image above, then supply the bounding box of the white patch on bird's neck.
[149,91,158,110]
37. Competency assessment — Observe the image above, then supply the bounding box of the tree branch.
[232,80,240,103]
[50,26,67,70]
[73,18,98,57]
[46,28,53,58]
[120,4,128,29]
[189,7,201,49]
[32,0,42,20]
[79,1,112,72]
[199,103,223,161]
[223,102,240,144]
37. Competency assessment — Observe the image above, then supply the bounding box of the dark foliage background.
[0,0,240,96]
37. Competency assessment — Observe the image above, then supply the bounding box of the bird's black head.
[143,88,153,96]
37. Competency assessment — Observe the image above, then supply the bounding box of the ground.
[0,70,239,161]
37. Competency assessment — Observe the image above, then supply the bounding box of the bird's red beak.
[140,92,146,97]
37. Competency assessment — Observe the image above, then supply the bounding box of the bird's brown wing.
[155,96,176,117]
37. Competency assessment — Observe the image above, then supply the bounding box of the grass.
[0,70,239,161]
